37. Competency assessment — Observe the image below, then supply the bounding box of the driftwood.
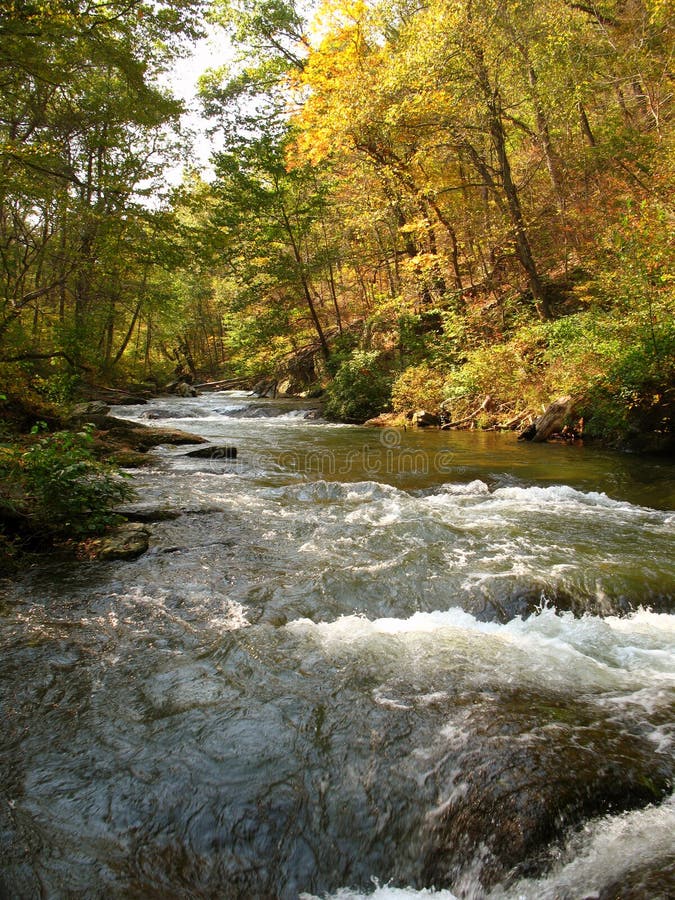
[441,395,495,429]
[519,396,577,442]
[531,396,576,442]
[194,377,251,391]
[75,383,149,405]
[86,382,142,396]
[488,409,535,431]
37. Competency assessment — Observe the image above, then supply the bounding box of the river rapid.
[1,391,674,899]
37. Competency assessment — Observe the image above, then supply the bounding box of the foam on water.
[437,479,490,496]
[286,606,675,697]
[300,883,459,900]
[491,794,675,899]
[116,463,674,624]
[299,798,675,900]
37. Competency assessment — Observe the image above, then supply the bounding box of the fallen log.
[519,396,576,442]
[489,409,535,431]
[193,377,251,391]
[441,395,495,430]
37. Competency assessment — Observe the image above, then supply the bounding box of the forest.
[0,0,674,548]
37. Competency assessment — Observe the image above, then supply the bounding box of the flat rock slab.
[107,450,154,468]
[90,523,150,560]
[116,503,182,523]
[70,413,206,450]
[81,415,206,453]
[184,445,237,459]
[105,426,206,452]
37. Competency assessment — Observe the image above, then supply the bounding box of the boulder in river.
[420,688,673,891]
[184,445,237,460]
[412,410,442,428]
[84,414,206,453]
[90,523,150,560]
[107,450,154,468]
[363,413,405,427]
[115,503,182,523]
[176,381,199,397]
[139,408,177,420]
[68,401,110,422]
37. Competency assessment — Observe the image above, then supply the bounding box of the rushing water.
[1,391,674,899]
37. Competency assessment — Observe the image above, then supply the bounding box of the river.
[1,391,673,899]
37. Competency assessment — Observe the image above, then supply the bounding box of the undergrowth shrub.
[579,318,675,439]
[323,350,393,422]
[0,426,134,538]
[443,343,535,415]
[391,364,447,414]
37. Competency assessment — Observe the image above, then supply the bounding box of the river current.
[1,391,674,898]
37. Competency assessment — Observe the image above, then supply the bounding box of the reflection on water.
[0,392,673,898]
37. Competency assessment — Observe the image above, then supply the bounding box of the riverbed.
[1,391,673,898]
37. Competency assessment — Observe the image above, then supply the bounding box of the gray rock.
[185,445,237,460]
[68,401,110,422]
[93,523,150,560]
[89,416,206,450]
[139,408,175,419]
[412,410,442,427]
[116,503,182,523]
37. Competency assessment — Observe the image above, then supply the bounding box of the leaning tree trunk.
[470,42,552,321]
[522,396,576,443]
[280,204,331,361]
[490,111,552,321]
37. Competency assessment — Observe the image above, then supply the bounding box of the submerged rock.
[420,689,673,891]
[412,410,442,428]
[599,865,675,899]
[184,445,237,460]
[90,523,150,560]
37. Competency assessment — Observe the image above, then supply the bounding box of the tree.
[0,0,205,376]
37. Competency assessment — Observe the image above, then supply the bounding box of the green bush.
[579,319,675,440]
[444,343,534,407]
[325,331,360,376]
[33,371,80,405]
[0,426,134,537]
[391,364,447,414]
[323,350,393,422]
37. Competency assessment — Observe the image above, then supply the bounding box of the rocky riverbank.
[0,396,215,569]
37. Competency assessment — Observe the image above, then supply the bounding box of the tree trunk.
[112,297,144,365]
[578,102,596,147]
[427,196,464,291]
[279,203,330,360]
[488,106,552,320]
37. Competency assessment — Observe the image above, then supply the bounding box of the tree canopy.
[0,0,673,443]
